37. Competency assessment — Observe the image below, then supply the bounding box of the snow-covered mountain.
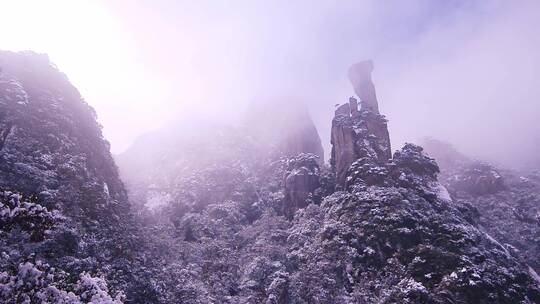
[0,51,143,303]
[2,52,539,303]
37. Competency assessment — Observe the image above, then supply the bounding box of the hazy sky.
[1,0,539,169]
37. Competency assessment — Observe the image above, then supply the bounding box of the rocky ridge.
[0,51,152,303]
[423,137,540,278]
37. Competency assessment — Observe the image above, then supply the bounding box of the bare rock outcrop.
[243,100,324,163]
[421,138,505,196]
[283,153,321,218]
[331,61,391,185]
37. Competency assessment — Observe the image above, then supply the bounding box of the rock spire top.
[347,60,379,114]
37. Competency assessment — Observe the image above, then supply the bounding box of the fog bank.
[2,0,539,170]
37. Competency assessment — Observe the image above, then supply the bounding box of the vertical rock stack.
[331,60,392,185]
[348,60,379,114]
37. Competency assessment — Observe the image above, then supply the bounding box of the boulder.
[283,153,321,218]
[448,162,505,196]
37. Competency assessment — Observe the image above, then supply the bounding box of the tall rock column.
[348,60,379,114]
[331,61,391,185]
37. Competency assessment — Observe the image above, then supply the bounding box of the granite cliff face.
[331,61,391,186]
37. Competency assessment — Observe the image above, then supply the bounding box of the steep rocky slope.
[0,51,126,220]
[0,51,147,303]
[423,138,540,277]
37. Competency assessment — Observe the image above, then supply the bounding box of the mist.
[2,0,539,169]
[4,2,540,302]
[104,0,540,170]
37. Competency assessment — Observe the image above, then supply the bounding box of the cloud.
[102,0,540,170]
[3,0,538,169]
[377,0,540,169]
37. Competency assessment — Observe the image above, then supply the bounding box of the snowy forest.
[1,1,540,303]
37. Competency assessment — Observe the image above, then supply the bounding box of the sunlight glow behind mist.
[0,0,182,151]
